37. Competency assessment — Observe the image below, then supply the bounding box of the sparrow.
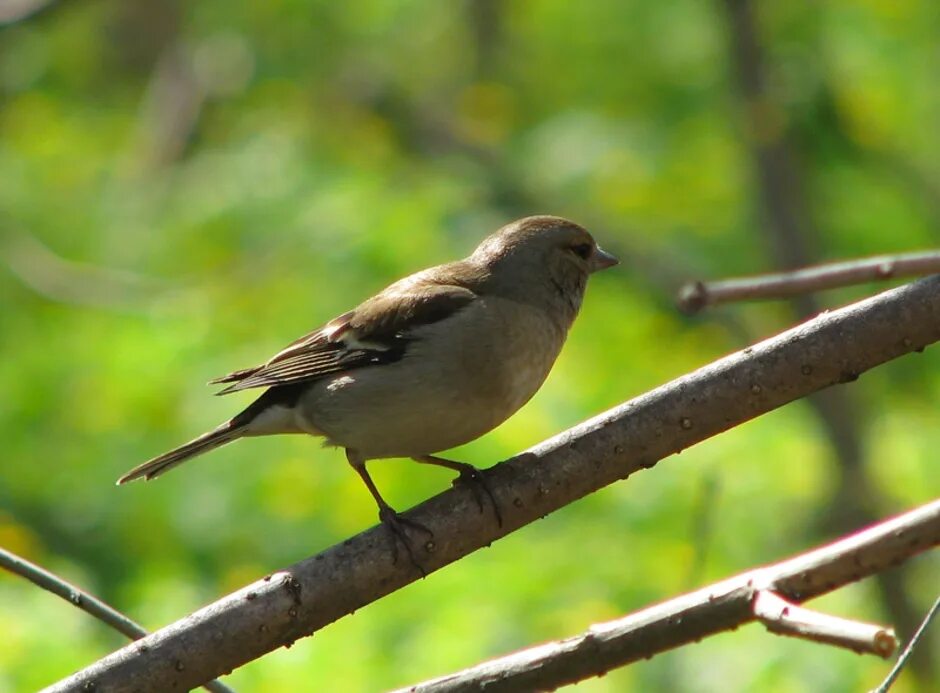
[118,215,617,565]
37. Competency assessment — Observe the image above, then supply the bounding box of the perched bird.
[118,215,617,563]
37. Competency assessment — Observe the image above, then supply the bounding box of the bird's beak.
[590,246,619,273]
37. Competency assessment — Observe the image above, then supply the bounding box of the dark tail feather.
[117,423,244,484]
[208,366,261,386]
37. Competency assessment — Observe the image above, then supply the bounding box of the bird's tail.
[116,422,245,484]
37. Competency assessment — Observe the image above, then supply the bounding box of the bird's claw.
[453,466,503,528]
[378,505,433,576]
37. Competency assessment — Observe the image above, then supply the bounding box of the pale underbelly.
[297,368,537,459]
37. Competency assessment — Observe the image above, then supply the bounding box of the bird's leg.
[346,450,433,574]
[412,455,503,527]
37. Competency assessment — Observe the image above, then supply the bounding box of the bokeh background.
[1,1,938,691]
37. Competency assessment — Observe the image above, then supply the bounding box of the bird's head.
[470,215,618,319]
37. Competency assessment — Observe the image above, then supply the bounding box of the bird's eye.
[570,243,593,260]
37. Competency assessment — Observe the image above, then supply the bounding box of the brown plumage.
[117,215,617,565]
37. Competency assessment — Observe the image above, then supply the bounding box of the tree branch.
[752,591,895,657]
[677,251,940,314]
[399,499,937,692]
[0,547,234,693]
[0,547,147,642]
[718,0,936,679]
[50,275,940,692]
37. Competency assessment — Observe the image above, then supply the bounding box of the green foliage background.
[1,1,938,691]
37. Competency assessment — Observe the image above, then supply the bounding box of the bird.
[117,215,617,566]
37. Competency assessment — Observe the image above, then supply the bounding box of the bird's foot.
[411,455,504,527]
[378,505,434,576]
[452,464,503,528]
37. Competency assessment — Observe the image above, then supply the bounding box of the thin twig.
[0,547,146,640]
[677,250,940,314]
[871,595,940,693]
[753,590,896,657]
[0,547,235,693]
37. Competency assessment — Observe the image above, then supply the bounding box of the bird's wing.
[210,282,478,394]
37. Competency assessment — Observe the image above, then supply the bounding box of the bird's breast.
[481,301,567,413]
